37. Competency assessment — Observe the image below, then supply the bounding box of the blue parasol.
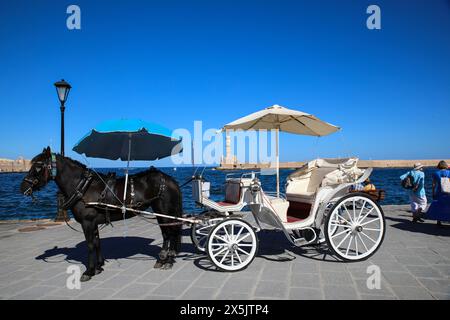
[73,119,182,161]
[73,119,183,208]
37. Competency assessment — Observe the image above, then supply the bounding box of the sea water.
[0,167,436,220]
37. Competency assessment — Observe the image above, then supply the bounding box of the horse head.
[20,146,55,196]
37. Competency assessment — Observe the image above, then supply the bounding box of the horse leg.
[80,220,97,282]
[154,225,170,269]
[163,225,182,270]
[93,227,104,274]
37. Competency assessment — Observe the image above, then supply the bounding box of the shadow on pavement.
[35,236,165,265]
[385,215,450,237]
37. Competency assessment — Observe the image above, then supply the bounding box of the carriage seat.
[285,158,360,204]
[217,177,252,206]
[285,167,335,203]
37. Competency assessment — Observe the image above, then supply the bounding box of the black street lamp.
[54,79,71,222]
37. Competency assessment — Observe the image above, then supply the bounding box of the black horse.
[20,147,183,281]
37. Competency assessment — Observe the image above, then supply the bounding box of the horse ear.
[45,146,51,157]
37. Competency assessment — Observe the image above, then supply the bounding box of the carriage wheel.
[324,193,385,261]
[191,217,225,252]
[206,218,258,272]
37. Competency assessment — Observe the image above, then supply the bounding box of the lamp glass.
[57,86,68,103]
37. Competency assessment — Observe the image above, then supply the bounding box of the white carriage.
[191,158,385,271]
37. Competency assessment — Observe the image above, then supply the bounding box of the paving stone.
[359,294,398,300]
[215,292,251,300]
[10,285,59,300]
[433,293,450,300]
[77,288,116,300]
[291,261,319,274]
[373,260,408,272]
[416,278,450,295]
[390,286,435,300]
[319,262,348,272]
[143,294,175,300]
[405,265,443,279]
[96,275,137,289]
[0,279,40,298]
[112,283,158,299]
[354,279,394,297]
[289,287,323,300]
[290,273,321,288]
[260,266,290,282]
[323,285,359,300]
[431,264,450,277]
[179,286,218,300]
[254,280,288,299]
[220,276,259,295]
[137,270,173,284]
[320,271,353,286]
[381,271,421,287]
[50,287,85,298]
[40,295,73,300]
[192,272,230,288]
[347,266,373,280]
[153,280,192,297]
[0,270,34,286]
[395,255,428,266]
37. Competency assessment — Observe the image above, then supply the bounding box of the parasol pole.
[275,127,280,198]
[122,133,132,213]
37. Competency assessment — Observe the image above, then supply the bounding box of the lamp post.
[54,79,71,222]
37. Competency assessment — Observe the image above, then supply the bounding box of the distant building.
[0,157,31,173]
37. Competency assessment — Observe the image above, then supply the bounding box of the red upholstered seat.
[223,181,241,205]
[286,201,311,223]
[286,216,304,223]
[216,201,238,207]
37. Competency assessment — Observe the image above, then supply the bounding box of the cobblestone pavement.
[0,205,449,300]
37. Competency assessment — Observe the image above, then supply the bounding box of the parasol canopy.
[73,119,183,161]
[222,104,340,196]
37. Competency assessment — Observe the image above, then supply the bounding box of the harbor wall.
[218,159,450,170]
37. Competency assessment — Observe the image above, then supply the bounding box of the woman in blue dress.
[425,160,450,227]
[400,163,427,222]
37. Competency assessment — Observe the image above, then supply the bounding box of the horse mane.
[61,155,88,170]
[31,154,43,163]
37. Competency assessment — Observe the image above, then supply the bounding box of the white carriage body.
[192,158,373,244]
[191,157,385,270]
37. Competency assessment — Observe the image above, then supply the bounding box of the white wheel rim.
[192,218,224,252]
[327,196,384,260]
[207,220,257,271]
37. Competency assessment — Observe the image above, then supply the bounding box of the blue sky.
[0,0,449,167]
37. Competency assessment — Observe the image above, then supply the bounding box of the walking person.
[425,160,450,227]
[400,163,427,222]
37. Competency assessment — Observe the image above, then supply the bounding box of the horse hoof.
[80,274,91,282]
[95,267,104,275]
[154,261,164,269]
[162,263,173,270]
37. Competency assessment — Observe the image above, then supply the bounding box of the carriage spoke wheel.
[191,217,225,252]
[325,193,385,261]
[206,219,258,271]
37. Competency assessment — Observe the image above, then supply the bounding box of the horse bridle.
[23,153,57,195]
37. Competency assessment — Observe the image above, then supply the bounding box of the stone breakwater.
[218,159,450,170]
[0,157,31,173]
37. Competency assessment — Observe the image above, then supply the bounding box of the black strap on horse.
[61,171,94,210]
